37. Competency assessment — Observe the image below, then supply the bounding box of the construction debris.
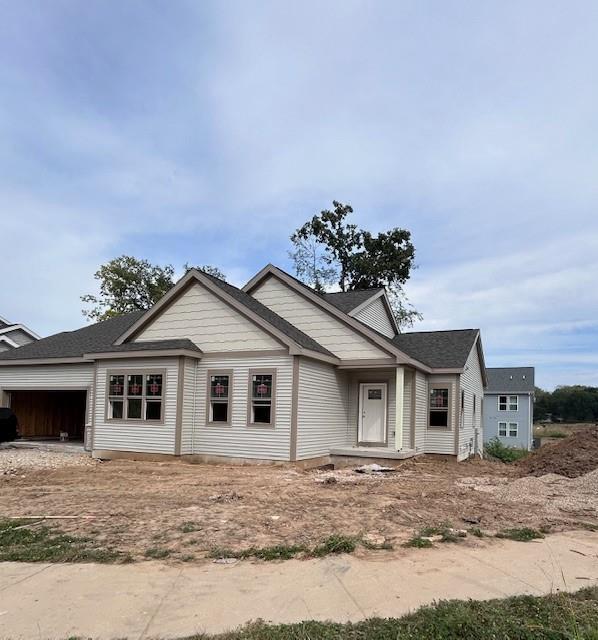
[354,464,396,474]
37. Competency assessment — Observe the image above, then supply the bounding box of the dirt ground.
[1,452,597,563]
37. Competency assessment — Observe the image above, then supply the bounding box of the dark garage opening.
[10,390,87,440]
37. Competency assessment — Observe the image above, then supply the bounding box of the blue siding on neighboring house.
[483,393,533,449]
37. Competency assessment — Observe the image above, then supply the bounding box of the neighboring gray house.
[483,367,535,450]
[0,316,39,352]
[0,265,487,463]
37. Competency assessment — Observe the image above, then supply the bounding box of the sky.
[1,1,597,390]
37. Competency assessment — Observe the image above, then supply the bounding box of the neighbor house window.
[498,395,518,411]
[429,387,450,428]
[249,371,275,426]
[107,371,164,422]
[498,422,518,437]
[207,371,232,425]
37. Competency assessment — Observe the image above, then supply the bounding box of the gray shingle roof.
[88,339,201,354]
[0,319,9,330]
[391,329,479,368]
[201,272,335,357]
[486,367,535,394]
[0,311,145,361]
[322,289,383,314]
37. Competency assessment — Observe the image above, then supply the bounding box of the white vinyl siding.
[458,342,484,460]
[2,329,35,347]
[192,354,293,460]
[0,363,95,425]
[135,282,282,353]
[93,358,179,454]
[252,276,390,360]
[296,358,350,459]
[414,370,428,453]
[402,369,413,449]
[353,297,396,338]
[424,374,459,455]
[180,357,197,455]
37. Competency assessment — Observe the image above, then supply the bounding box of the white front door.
[358,383,387,444]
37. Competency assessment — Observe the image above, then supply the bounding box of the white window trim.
[498,395,518,411]
[498,421,519,437]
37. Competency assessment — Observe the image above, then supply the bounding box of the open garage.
[9,390,87,440]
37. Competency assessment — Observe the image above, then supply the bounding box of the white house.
[0,315,39,352]
[0,265,487,463]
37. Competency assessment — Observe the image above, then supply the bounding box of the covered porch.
[335,363,419,458]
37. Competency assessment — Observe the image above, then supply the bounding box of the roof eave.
[85,348,202,360]
[0,357,92,366]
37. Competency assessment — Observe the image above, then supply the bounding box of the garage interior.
[9,390,87,441]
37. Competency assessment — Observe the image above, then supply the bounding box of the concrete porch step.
[329,446,417,460]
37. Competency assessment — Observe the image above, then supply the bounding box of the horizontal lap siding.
[135,283,281,352]
[414,371,427,452]
[252,277,389,360]
[354,298,395,338]
[180,357,197,455]
[296,359,350,459]
[192,354,293,460]
[458,343,484,459]
[402,370,413,449]
[0,363,95,426]
[93,358,178,454]
[424,374,458,454]
[0,364,94,389]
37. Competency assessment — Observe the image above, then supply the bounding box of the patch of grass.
[418,522,462,543]
[144,547,171,559]
[496,527,545,542]
[0,518,126,563]
[361,539,394,551]
[539,430,568,439]
[179,521,202,533]
[470,527,484,538]
[579,521,598,532]
[191,587,598,639]
[180,554,195,562]
[403,536,434,549]
[209,544,307,561]
[311,534,357,557]
[485,437,529,463]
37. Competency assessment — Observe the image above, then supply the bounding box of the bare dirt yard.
[1,446,597,563]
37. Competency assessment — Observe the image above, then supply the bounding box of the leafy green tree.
[183,264,227,280]
[534,385,598,422]
[82,256,225,322]
[291,201,420,328]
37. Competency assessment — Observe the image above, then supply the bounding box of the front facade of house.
[0,265,487,462]
[483,367,535,450]
[0,316,39,352]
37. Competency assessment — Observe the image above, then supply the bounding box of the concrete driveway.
[1,530,597,639]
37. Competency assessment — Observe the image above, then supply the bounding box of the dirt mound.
[518,427,598,478]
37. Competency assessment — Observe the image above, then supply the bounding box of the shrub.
[496,528,545,542]
[485,438,529,463]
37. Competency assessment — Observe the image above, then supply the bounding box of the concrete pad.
[0,531,597,639]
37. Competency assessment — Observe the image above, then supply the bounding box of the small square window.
[211,402,228,423]
[252,400,271,424]
[128,375,143,396]
[498,422,507,437]
[509,423,518,437]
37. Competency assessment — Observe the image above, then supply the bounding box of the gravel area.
[0,449,97,476]
[458,469,598,518]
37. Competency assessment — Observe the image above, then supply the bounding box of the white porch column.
[395,365,405,450]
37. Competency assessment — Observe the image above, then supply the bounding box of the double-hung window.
[429,386,450,428]
[249,371,275,426]
[107,371,164,422]
[208,371,232,425]
[498,395,518,411]
[498,422,518,437]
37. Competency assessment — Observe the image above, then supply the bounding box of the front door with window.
[358,383,387,444]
